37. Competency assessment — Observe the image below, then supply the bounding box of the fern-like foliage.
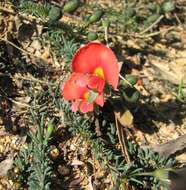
[19,0,50,20]
[59,93,176,190]
[14,113,52,190]
[46,30,79,65]
[11,75,176,190]
[61,36,79,65]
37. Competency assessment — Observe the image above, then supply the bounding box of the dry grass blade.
[115,112,131,163]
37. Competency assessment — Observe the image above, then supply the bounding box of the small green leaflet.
[87,90,98,103]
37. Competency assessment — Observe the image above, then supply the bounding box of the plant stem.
[139,15,164,35]
[115,112,131,163]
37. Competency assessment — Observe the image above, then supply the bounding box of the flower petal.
[62,73,87,100]
[71,100,80,112]
[88,76,105,93]
[95,93,104,107]
[72,42,119,89]
[79,100,94,113]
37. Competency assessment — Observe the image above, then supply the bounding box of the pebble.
[70,144,76,151]
[0,184,3,190]
[0,142,4,151]
[41,49,50,60]
[49,146,60,160]
[35,50,41,57]
[30,40,42,50]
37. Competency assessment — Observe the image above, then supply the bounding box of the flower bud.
[87,32,98,40]
[120,75,138,88]
[153,168,170,183]
[47,121,54,137]
[49,6,62,22]
[63,0,80,13]
[88,10,103,24]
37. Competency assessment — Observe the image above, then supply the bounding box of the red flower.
[62,42,119,113]
[62,72,104,113]
[72,42,119,90]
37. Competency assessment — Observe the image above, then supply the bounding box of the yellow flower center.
[83,91,89,100]
[94,67,104,79]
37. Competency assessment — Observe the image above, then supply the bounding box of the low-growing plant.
[5,1,181,190]
[13,112,53,190]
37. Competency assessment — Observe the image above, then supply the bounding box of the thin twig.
[13,75,55,86]
[0,87,30,107]
[139,15,164,35]
[137,31,161,38]
[119,74,133,87]
[137,26,174,38]
[120,126,131,163]
[104,26,109,47]
[115,113,131,163]
[115,113,125,157]
[174,13,185,30]
[0,37,40,59]
[8,97,30,107]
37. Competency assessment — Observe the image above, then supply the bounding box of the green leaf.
[149,3,161,14]
[145,14,160,25]
[46,120,54,138]
[162,1,175,13]
[120,75,138,88]
[122,90,140,103]
[176,79,185,103]
[124,8,136,18]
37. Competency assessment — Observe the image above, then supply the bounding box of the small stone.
[30,40,42,50]
[35,50,41,57]
[14,167,20,174]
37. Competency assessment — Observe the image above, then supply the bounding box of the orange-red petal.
[72,42,119,89]
[71,100,80,112]
[88,76,105,93]
[62,73,87,100]
[79,100,94,113]
[95,93,104,107]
